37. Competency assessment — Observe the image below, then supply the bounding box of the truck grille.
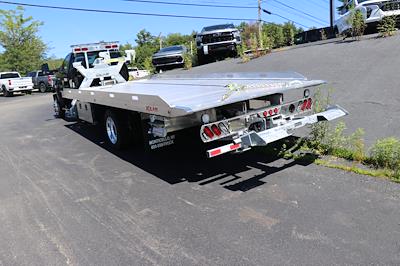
[381,1,400,11]
[201,32,234,44]
[152,56,183,65]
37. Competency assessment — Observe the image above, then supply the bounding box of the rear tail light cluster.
[300,98,313,111]
[105,44,118,49]
[262,107,280,117]
[202,122,230,140]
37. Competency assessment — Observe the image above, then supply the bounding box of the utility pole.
[330,0,334,29]
[158,32,162,49]
[258,0,263,48]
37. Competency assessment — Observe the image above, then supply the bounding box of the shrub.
[183,53,193,69]
[369,137,400,170]
[351,10,366,39]
[378,16,397,37]
[143,56,155,73]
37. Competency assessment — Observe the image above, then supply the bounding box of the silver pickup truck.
[0,72,33,97]
[27,70,57,93]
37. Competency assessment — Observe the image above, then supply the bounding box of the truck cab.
[56,41,129,90]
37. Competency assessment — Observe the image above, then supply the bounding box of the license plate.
[203,45,209,55]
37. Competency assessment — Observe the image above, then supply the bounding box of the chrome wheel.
[106,116,118,145]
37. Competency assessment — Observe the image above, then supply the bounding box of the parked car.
[335,0,400,34]
[0,72,33,97]
[152,45,187,71]
[194,24,241,64]
[27,70,57,93]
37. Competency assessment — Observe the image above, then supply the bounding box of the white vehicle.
[128,67,150,79]
[336,0,400,34]
[53,50,348,158]
[0,72,33,97]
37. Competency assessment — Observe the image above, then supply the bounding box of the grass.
[260,89,400,184]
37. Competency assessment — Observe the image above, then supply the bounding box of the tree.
[0,6,47,74]
[282,22,296,46]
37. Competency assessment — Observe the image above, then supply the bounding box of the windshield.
[202,24,235,32]
[1,73,20,79]
[159,46,184,52]
[74,51,122,67]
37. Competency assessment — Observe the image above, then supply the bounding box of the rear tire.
[104,110,130,150]
[39,82,47,93]
[2,86,12,97]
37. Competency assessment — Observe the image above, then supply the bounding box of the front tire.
[104,110,129,149]
[53,95,65,118]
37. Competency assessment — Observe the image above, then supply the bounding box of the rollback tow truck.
[53,42,348,158]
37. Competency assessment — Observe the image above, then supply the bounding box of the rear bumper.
[7,86,33,92]
[205,105,348,158]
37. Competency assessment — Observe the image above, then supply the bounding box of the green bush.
[351,10,366,39]
[183,53,193,69]
[369,137,400,170]
[378,16,397,37]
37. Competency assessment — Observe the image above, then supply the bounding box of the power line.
[123,0,257,9]
[266,1,325,26]
[0,1,257,21]
[270,0,328,24]
[262,9,310,28]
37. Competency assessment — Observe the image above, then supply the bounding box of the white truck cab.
[0,72,33,97]
[336,0,400,34]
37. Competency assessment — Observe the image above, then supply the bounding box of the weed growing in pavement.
[378,16,398,37]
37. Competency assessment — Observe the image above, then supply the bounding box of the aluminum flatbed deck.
[62,72,325,117]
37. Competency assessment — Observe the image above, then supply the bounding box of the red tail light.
[268,109,273,116]
[48,75,52,82]
[74,48,81,52]
[8,80,11,86]
[203,126,214,139]
[274,108,279,114]
[263,111,268,117]
[112,44,118,48]
[211,124,221,136]
[301,100,308,111]
[81,47,88,51]
[105,45,111,49]
[306,98,313,109]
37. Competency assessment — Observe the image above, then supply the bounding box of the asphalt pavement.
[0,35,400,265]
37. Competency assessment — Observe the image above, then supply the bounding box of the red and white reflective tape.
[207,143,242,158]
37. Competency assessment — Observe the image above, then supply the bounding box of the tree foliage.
[0,6,47,74]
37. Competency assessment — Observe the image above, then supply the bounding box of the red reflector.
[269,109,273,116]
[105,45,111,49]
[301,100,308,111]
[74,48,81,52]
[230,143,241,150]
[274,108,279,114]
[306,98,313,109]
[263,111,268,117]
[211,124,221,136]
[82,47,88,51]
[203,126,214,139]
[210,149,221,157]
[112,44,118,48]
